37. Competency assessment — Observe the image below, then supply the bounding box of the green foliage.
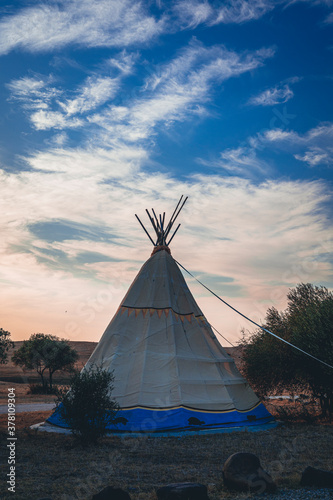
[12,333,78,391]
[56,365,119,443]
[0,328,14,364]
[242,283,333,418]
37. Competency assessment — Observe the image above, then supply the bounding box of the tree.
[241,283,333,418]
[56,365,119,443]
[0,328,14,364]
[12,333,79,391]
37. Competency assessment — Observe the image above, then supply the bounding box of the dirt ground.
[0,400,332,500]
[1,346,332,499]
[0,381,56,405]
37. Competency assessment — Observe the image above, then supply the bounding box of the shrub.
[270,400,319,424]
[241,284,333,419]
[28,383,59,395]
[28,383,49,394]
[56,365,119,444]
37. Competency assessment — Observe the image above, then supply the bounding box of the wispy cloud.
[106,51,138,75]
[24,144,147,178]
[173,0,213,29]
[173,0,275,27]
[7,62,129,131]
[247,77,301,106]
[212,0,275,25]
[30,110,84,131]
[1,0,331,60]
[287,0,333,7]
[324,11,333,23]
[248,83,294,106]
[21,42,259,142]
[7,75,52,97]
[58,76,120,116]
[89,42,275,144]
[294,149,331,166]
[197,122,333,180]
[48,132,69,147]
[263,129,298,142]
[0,0,165,55]
[197,146,271,177]
[1,0,332,345]
[6,41,275,150]
[173,0,333,28]
[262,123,333,167]
[1,146,331,341]
[7,75,61,110]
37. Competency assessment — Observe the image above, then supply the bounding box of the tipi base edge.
[46,401,276,435]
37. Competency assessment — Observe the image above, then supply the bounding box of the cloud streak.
[0,0,165,55]
[7,56,131,130]
[173,0,333,28]
[173,0,275,28]
[10,41,273,139]
[262,123,333,167]
[197,121,333,180]
[1,0,331,59]
[7,75,62,110]
[58,76,120,116]
[248,83,294,106]
[1,142,332,341]
[197,146,271,177]
[89,43,274,144]
[1,0,332,346]
[30,110,84,131]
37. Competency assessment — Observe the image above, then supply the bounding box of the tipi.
[48,197,274,434]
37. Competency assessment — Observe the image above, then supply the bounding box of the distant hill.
[0,341,243,383]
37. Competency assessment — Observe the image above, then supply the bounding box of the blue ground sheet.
[47,402,275,434]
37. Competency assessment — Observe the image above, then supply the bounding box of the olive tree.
[241,283,333,418]
[0,328,14,364]
[12,333,78,391]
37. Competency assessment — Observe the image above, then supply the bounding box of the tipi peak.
[135,195,188,249]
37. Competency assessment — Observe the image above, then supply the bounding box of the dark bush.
[268,399,319,424]
[28,383,59,395]
[56,365,119,444]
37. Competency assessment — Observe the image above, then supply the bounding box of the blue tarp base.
[47,402,275,434]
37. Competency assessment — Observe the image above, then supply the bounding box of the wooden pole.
[167,223,181,246]
[135,214,155,246]
[164,196,188,240]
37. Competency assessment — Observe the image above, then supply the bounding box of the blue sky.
[1,0,332,343]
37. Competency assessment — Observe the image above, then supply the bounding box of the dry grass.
[0,408,332,500]
[1,349,332,500]
[0,381,57,405]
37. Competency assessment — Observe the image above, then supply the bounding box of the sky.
[0,0,332,345]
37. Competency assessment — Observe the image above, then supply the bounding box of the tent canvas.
[48,199,274,434]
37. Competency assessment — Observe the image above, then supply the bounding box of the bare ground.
[1,344,332,499]
[0,406,332,500]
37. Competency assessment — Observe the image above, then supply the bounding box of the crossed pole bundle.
[135,195,188,247]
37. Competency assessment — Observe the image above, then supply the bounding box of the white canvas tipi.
[48,197,274,434]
